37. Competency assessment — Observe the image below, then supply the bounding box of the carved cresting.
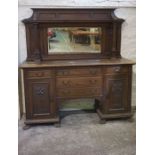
[23,8,121,22]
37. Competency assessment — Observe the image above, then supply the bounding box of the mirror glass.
[48,27,102,54]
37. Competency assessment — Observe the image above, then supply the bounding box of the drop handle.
[114,67,121,72]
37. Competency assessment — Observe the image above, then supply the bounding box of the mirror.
[48,27,102,54]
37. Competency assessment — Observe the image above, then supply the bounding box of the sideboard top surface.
[20,58,135,68]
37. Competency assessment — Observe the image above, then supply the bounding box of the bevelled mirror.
[47,27,102,54]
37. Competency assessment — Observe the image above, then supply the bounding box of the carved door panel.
[25,79,57,119]
[104,74,130,114]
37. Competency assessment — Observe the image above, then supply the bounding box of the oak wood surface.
[22,64,134,124]
[20,8,135,126]
[23,8,124,61]
[20,58,135,68]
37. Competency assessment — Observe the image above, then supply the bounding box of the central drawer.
[57,87,102,98]
[56,67,101,77]
[57,77,102,88]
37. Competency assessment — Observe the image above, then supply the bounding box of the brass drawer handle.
[114,67,121,72]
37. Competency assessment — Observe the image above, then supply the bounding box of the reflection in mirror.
[48,27,102,54]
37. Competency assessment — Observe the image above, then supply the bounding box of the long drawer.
[57,76,102,88]
[56,67,101,77]
[57,87,102,98]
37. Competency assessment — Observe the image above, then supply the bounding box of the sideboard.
[19,8,135,128]
[20,58,135,128]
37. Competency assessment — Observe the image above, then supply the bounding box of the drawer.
[56,67,101,77]
[104,66,129,74]
[57,77,102,88]
[57,87,102,98]
[26,70,52,79]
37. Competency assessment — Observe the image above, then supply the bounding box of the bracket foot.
[23,124,31,130]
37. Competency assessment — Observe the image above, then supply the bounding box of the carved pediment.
[23,8,124,23]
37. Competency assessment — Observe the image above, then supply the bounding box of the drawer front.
[57,77,102,88]
[26,70,52,79]
[56,67,101,77]
[104,66,129,74]
[57,87,102,98]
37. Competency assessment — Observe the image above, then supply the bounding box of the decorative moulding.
[23,8,124,23]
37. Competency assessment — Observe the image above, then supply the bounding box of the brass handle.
[114,67,121,72]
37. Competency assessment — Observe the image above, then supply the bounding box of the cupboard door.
[25,79,56,119]
[104,74,130,114]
